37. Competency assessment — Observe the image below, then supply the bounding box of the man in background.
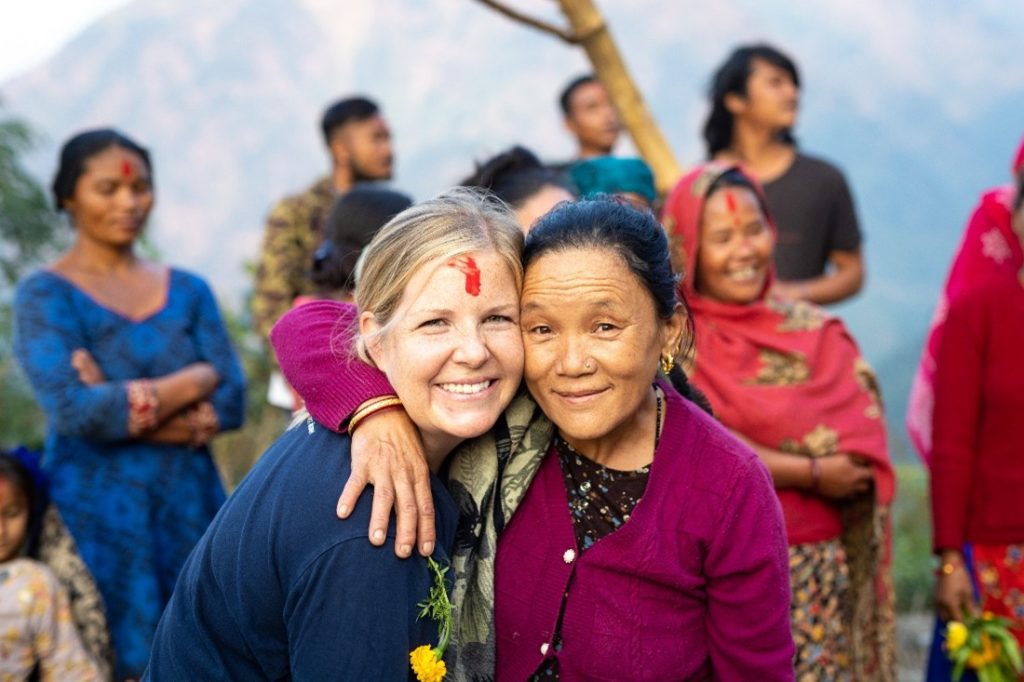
[556,74,621,167]
[251,96,393,339]
[703,45,864,304]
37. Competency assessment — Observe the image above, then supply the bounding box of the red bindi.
[449,256,482,296]
[121,160,135,179]
[724,190,741,226]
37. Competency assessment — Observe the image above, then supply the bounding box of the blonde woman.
[144,189,525,679]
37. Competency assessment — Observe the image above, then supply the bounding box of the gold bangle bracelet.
[349,396,402,423]
[351,395,400,416]
[348,403,402,434]
[348,397,403,433]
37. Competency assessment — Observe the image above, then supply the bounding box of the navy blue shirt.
[144,417,458,680]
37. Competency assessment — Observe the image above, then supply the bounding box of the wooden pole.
[475,0,683,194]
[555,0,682,194]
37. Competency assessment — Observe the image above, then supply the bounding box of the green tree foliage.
[0,112,63,288]
[0,107,63,448]
[892,463,933,613]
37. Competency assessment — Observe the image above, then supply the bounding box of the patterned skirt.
[790,539,851,682]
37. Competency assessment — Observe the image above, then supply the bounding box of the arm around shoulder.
[270,299,395,432]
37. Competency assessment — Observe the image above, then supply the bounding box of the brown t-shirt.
[762,153,862,281]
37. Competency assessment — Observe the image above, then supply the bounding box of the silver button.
[563,548,576,564]
[540,642,549,655]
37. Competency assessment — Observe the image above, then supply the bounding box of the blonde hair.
[354,187,524,358]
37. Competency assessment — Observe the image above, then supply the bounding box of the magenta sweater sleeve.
[269,300,395,432]
[930,287,985,551]
[705,453,795,681]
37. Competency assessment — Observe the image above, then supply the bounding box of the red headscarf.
[907,135,1024,462]
[662,162,894,542]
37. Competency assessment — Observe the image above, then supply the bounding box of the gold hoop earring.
[660,353,675,375]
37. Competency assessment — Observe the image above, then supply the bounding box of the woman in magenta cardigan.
[271,198,795,680]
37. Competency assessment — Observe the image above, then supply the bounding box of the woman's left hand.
[341,409,436,559]
[816,453,873,499]
[935,550,977,622]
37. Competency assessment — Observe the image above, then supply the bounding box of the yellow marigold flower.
[410,645,447,682]
[945,621,968,652]
[966,633,1001,669]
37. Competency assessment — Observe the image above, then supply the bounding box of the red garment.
[908,135,1024,464]
[661,162,895,545]
[930,277,1024,550]
[972,544,1024,648]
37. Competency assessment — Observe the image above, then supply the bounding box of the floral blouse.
[0,559,101,681]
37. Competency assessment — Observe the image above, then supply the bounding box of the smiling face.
[695,185,774,304]
[521,246,683,454]
[361,249,523,461]
[0,478,29,564]
[63,145,154,248]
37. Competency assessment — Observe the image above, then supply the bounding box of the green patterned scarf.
[443,389,554,681]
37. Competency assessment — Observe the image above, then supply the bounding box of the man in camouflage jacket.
[252,96,394,339]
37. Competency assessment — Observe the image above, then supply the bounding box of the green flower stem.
[419,558,453,657]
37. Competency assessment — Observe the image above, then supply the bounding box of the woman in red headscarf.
[907,136,1024,465]
[662,162,896,682]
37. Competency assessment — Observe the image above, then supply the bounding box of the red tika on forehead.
[724,190,737,213]
[121,160,135,179]
[449,256,482,296]
[724,189,742,226]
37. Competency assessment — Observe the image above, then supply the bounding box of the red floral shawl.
[662,163,894,525]
[662,162,896,679]
[907,135,1024,464]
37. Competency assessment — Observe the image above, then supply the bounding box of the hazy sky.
[0,0,130,83]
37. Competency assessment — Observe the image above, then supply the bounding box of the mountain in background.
[3,0,1023,459]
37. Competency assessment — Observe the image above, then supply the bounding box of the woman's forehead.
[522,248,637,302]
[400,251,519,309]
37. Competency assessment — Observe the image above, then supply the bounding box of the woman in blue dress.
[13,128,246,680]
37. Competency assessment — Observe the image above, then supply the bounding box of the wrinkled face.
[334,114,394,180]
[732,58,799,131]
[695,186,773,304]
[63,146,154,247]
[521,247,682,450]
[362,250,523,457]
[514,185,575,234]
[565,81,621,154]
[0,479,29,563]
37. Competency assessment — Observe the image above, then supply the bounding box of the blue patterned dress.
[13,268,246,679]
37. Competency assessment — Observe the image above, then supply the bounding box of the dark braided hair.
[523,196,713,415]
